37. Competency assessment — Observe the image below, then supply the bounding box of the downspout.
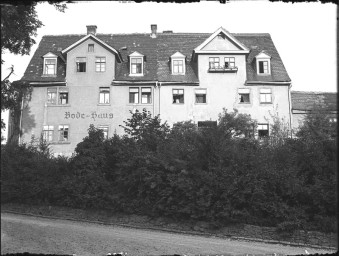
[18,94,24,144]
[159,82,161,116]
[287,83,293,138]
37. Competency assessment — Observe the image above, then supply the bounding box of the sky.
[1,0,337,140]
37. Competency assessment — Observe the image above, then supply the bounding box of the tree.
[1,1,68,136]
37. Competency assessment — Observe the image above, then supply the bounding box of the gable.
[256,51,271,59]
[61,34,122,62]
[43,52,58,58]
[201,34,242,51]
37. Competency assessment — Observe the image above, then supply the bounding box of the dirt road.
[1,212,335,256]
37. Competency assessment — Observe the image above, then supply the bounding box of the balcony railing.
[208,65,238,73]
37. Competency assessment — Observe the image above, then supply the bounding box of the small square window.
[98,125,109,139]
[141,87,152,104]
[58,125,69,141]
[173,89,184,104]
[43,125,54,142]
[260,88,272,103]
[224,57,235,68]
[47,88,57,104]
[99,87,110,104]
[76,57,86,72]
[209,57,220,69]
[95,57,106,72]
[195,89,207,104]
[129,88,139,104]
[88,44,94,52]
[258,124,269,138]
[238,88,250,103]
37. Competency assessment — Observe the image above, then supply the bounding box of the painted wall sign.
[65,111,113,121]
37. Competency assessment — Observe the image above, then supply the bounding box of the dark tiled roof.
[21,32,290,84]
[291,91,337,111]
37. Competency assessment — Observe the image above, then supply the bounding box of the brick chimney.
[150,24,157,38]
[86,25,97,36]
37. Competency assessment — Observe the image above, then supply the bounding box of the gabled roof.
[194,27,249,53]
[291,91,337,111]
[21,30,290,84]
[255,51,271,59]
[171,51,185,58]
[61,33,123,62]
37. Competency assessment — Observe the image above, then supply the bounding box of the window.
[258,61,269,74]
[44,58,57,75]
[173,60,184,74]
[43,125,54,142]
[141,87,152,104]
[131,58,142,74]
[260,88,272,103]
[47,88,57,104]
[238,88,250,103]
[95,57,106,72]
[224,57,235,68]
[98,125,109,139]
[129,88,139,104]
[58,125,69,141]
[258,124,269,138]
[209,57,220,69]
[173,89,184,104]
[76,57,86,72]
[99,87,110,104]
[195,89,207,104]
[88,44,94,52]
[58,88,68,105]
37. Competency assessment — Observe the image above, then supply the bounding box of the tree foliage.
[1,108,337,233]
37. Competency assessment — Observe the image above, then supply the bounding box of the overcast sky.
[1,1,337,139]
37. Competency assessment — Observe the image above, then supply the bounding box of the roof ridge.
[291,90,337,94]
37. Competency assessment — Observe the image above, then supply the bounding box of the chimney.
[86,25,97,35]
[150,24,157,38]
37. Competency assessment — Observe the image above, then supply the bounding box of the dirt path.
[1,212,335,256]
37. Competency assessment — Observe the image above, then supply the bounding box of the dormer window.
[43,52,58,76]
[129,51,144,76]
[171,51,186,75]
[255,51,271,75]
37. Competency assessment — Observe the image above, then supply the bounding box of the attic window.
[255,52,271,75]
[217,33,226,40]
[171,52,186,75]
[44,58,57,75]
[131,58,143,74]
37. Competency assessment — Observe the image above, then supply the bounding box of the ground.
[1,212,336,256]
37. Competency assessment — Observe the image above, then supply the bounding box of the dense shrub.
[1,108,337,233]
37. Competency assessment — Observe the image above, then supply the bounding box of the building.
[13,25,293,156]
[291,91,337,132]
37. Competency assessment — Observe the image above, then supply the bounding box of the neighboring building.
[12,25,293,156]
[291,91,337,131]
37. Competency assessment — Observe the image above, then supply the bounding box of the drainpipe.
[18,94,24,144]
[158,82,161,116]
[287,83,293,138]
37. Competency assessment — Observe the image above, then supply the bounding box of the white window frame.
[47,88,57,105]
[257,124,269,138]
[98,125,109,139]
[43,58,57,75]
[238,88,250,104]
[173,89,184,104]
[43,125,54,142]
[76,57,87,72]
[99,87,110,104]
[224,57,235,68]
[58,125,69,142]
[141,87,152,104]
[195,88,207,104]
[88,44,94,52]
[130,57,143,76]
[58,88,69,105]
[129,87,139,104]
[172,59,185,75]
[95,57,106,72]
[259,88,272,104]
[209,57,220,69]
